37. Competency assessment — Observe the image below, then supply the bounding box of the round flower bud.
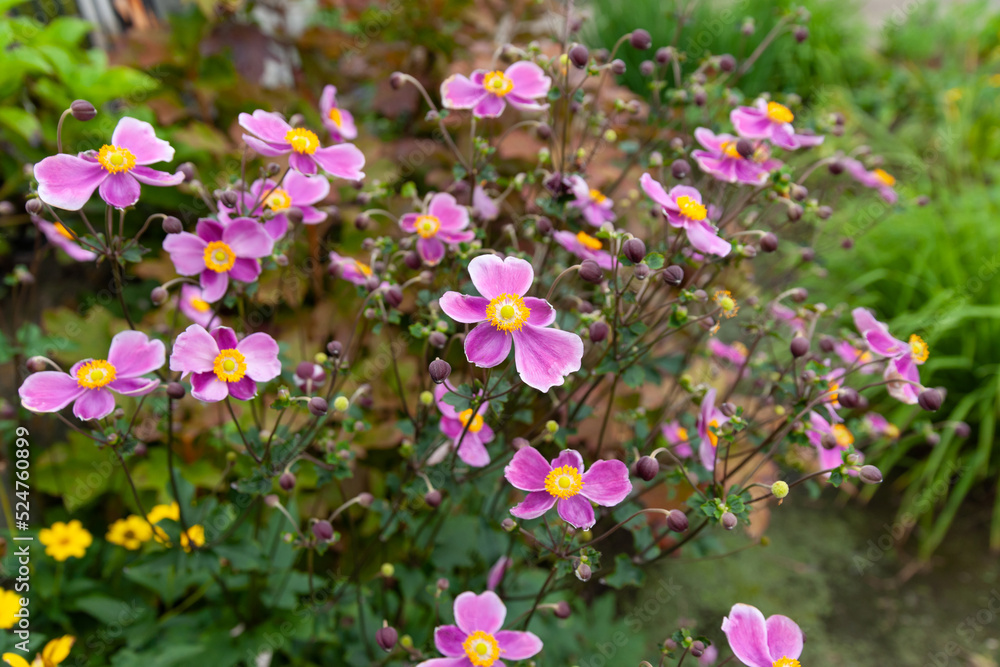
[437,578,450,590]
[376,626,398,652]
[554,600,571,619]
[25,198,44,215]
[219,190,239,208]
[790,336,809,358]
[790,287,808,303]
[662,264,685,286]
[671,159,690,179]
[640,60,655,76]
[819,336,835,353]
[380,563,395,578]
[26,356,47,372]
[771,480,789,499]
[355,492,374,508]
[630,29,652,50]
[718,53,736,72]
[162,216,183,234]
[858,465,883,485]
[623,238,646,264]
[579,259,604,284]
[635,456,659,481]
[589,321,609,343]
[327,340,343,357]
[263,494,279,507]
[794,26,809,42]
[926,432,941,446]
[634,263,650,280]
[666,509,689,533]
[70,99,97,122]
[279,472,296,491]
[333,396,350,412]
[312,520,334,541]
[308,397,328,416]
[428,331,447,349]
[817,205,833,220]
[801,247,815,263]
[389,72,405,89]
[719,402,737,418]
[918,389,943,412]
[419,391,434,406]
[403,251,421,270]
[575,562,592,581]
[760,232,778,253]
[569,44,589,68]
[384,285,404,309]
[501,518,517,532]
[721,512,738,530]
[691,641,705,658]
[429,358,451,384]
[512,437,530,450]
[166,382,186,399]
[820,433,838,450]
[655,47,672,64]
[837,387,860,409]
[424,489,443,507]
[610,59,626,75]
[786,203,803,222]
[150,286,169,306]
[545,420,559,434]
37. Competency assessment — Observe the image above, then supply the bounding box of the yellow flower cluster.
[38,521,91,562]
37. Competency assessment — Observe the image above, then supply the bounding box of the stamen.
[458,408,485,434]
[575,231,603,251]
[544,465,584,499]
[76,359,117,389]
[766,101,795,124]
[462,631,501,666]
[676,195,707,221]
[908,334,929,364]
[264,188,292,211]
[97,145,137,174]
[485,293,531,332]
[482,71,514,97]
[203,241,236,273]
[414,214,441,239]
[213,349,247,383]
[285,128,320,155]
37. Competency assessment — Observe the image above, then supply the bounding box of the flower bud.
[162,216,183,234]
[575,562,592,581]
[501,518,517,532]
[634,264,650,280]
[718,53,736,72]
[579,259,604,284]
[428,331,447,349]
[666,509,688,532]
[671,159,690,179]
[263,494,279,507]
[26,356,47,372]
[721,512,738,530]
[640,60,655,76]
[918,389,942,411]
[389,72,405,89]
[630,29,652,50]
[790,287,808,303]
[436,578,449,590]
[554,600,571,619]
[623,238,646,263]
[817,205,833,220]
[25,198,44,215]
[166,382,185,399]
[420,391,434,406]
[635,456,659,481]
[308,397,328,416]
[376,626,398,652]
[837,387,860,409]
[219,190,239,208]
[691,641,705,658]
[545,420,559,434]
[569,44,589,68]
[150,286,169,306]
[794,26,809,42]
[758,232,778,253]
[279,472,296,491]
[333,396,350,412]
[662,264,684,286]
[955,422,971,438]
[312,520,334,541]
[610,59,626,75]
[589,321,609,343]
[786,203,803,221]
[429,358,451,384]
[424,489,443,507]
[859,465,883,485]
[327,340,343,357]
[70,99,97,122]
[771,480,789,499]
[380,563,395,578]
[384,285,404,309]
[655,47,672,64]
[790,337,809,358]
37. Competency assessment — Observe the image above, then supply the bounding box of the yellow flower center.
[766,101,795,123]
[328,107,343,127]
[483,71,514,97]
[264,188,292,211]
[97,144,137,174]
[203,241,237,273]
[885,423,900,439]
[714,290,738,317]
[909,334,929,363]
[676,427,688,441]
[707,419,720,448]
[773,658,801,667]
[589,188,608,204]
[485,293,531,332]
[676,195,707,221]
[721,141,742,159]
[285,128,320,154]
[213,349,247,383]
[415,214,441,239]
[873,168,896,187]
[76,359,117,389]
[832,424,854,448]
[54,222,74,239]
[462,631,501,666]
[357,261,373,276]
[544,465,584,499]
[458,408,485,433]
[190,297,211,312]
[576,231,603,251]
[828,381,840,406]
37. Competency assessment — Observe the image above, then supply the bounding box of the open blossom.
[106,515,153,550]
[640,174,732,257]
[842,157,898,203]
[169,324,281,402]
[401,193,475,266]
[662,420,693,458]
[770,303,807,334]
[33,216,97,262]
[553,230,614,269]
[417,591,542,667]
[329,251,376,286]
[834,339,875,371]
[691,128,780,186]
[472,184,499,221]
[179,283,219,329]
[709,338,748,366]
[698,388,731,471]
[19,331,163,421]
[567,175,615,226]
[731,99,825,150]
[39,521,92,561]
[853,307,928,404]
[319,85,357,142]
[439,255,583,392]
[441,61,551,118]
[163,218,275,303]
[219,171,330,240]
[34,117,183,210]
[434,384,495,467]
[3,635,75,667]
[504,446,632,530]
[865,413,900,440]
[238,109,365,179]
[806,411,859,473]
[722,603,804,667]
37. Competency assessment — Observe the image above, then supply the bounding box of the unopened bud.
[429,358,451,384]
[666,509,689,532]
[589,321,609,343]
[429,331,447,349]
[333,396,350,412]
[721,512,738,530]
[691,641,705,658]
[579,260,604,284]
[376,626,398,652]
[554,600,571,619]
[771,480,789,499]
[162,216,183,234]
[859,465,883,485]
[501,518,517,532]
[575,562,592,581]
[279,472,296,491]
[569,44,589,68]
[424,490,443,507]
[635,456,659,481]
[312,520,334,541]
[420,391,434,406]
[918,389,943,411]
[219,190,239,208]
[837,387,860,409]
[623,238,646,263]
[790,337,809,358]
[70,99,97,122]
[150,286,168,306]
[327,341,343,357]
[794,26,809,42]
[671,159,690,179]
[308,397,328,416]
[718,53,736,72]
[384,285,404,308]
[26,199,44,215]
[610,59,626,75]
[630,29,652,50]
[167,382,185,399]
[662,264,684,286]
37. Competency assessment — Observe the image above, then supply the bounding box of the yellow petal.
[2,653,32,667]
[41,636,74,664]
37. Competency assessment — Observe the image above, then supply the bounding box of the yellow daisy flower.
[38,521,92,561]
[3,634,74,667]
[180,525,205,553]
[0,590,22,629]
[106,516,153,551]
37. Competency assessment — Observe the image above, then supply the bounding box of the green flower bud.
[771,481,789,499]
[333,396,350,412]
[420,391,434,406]
[546,420,559,434]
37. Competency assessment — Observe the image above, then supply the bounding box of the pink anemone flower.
[33,117,184,210]
[709,338,748,366]
[19,331,164,421]
[179,283,220,329]
[770,303,807,335]
[852,307,928,404]
[806,411,860,474]
[691,128,781,186]
[697,388,731,471]
[552,230,614,269]
[472,184,499,221]
[238,110,365,180]
[833,340,875,371]
[640,174,732,257]
[503,446,632,530]
[219,171,330,240]
[730,99,825,150]
[438,255,583,392]
[661,420,693,458]
[169,324,281,402]
[328,252,376,286]
[163,218,275,303]
[33,217,97,262]
[841,158,898,204]
[319,85,358,142]
[416,591,542,667]
[400,193,475,266]
[434,384,494,467]
[567,175,616,226]
[441,61,551,118]
[721,603,804,667]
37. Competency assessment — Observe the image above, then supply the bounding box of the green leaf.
[603,552,646,589]
[0,106,41,143]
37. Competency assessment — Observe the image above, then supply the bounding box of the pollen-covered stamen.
[462,631,502,667]
[873,168,896,187]
[714,290,739,318]
[589,188,608,204]
[772,657,801,667]
[264,188,292,211]
[832,424,854,448]
[828,381,841,406]
[483,71,514,97]
[97,144,137,174]
[544,465,584,499]
[766,101,795,124]
[356,261,373,276]
[486,293,531,332]
[676,195,707,221]
[328,107,343,127]
[213,349,247,383]
[203,241,236,273]
[721,141,743,159]
[76,359,117,389]
[189,297,211,313]
[414,214,441,239]
[285,128,320,155]
[54,222,75,240]
[576,231,603,251]
[909,334,929,364]
[707,419,720,448]
[458,408,485,434]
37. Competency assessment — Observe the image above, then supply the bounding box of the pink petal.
[200,269,229,303]
[505,61,551,99]
[236,333,281,382]
[495,630,543,660]
[238,110,293,144]
[473,94,506,118]
[19,372,85,413]
[107,330,166,378]
[686,220,732,257]
[284,171,330,205]
[312,144,366,180]
[550,449,584,472]
[98,172,141,209]
[510,491,557,519]
[223,218,275,258]
[640,172,673,208]
[510,325,583,392]
[190,372,229,402]
[399,213,419,233]
[169,324,219,376]
[130,165,184,187]
[243,134,290,157]
[765,615,804,662]
[163,231,207,276]
[72,388,115,421]
[112,117,175,165]
[441,73,487,109]
[196,218,224,242]
[227,376,257,400]
[108,377,160,396]
[721,604,773,667]
[468,255,533,299]
[506,94,548,112]
[428,192,469,230]
[34,154,108,211]
[437,229,475,244]
[35,218,97,261]
[693,127,728,152]
[210,327,239,350]
[418,236,446,265]
[865,329,905,357]
[456,434,491,467]
[439,292,489,323]
[414,659,468,667]
[504,446,553,491]
[453,591,505,635]
[433,625,467,658]
[473,185,498,221]
[557,495,595,529]
[522,297,555,327]
[851,307,885,336]
[580,459,632,506]
[730,107,773,139]
[228,257,262,283]
[289,152,317,175]
[464,323,512,368]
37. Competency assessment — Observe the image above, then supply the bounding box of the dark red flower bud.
[955,422,971,438]
[429,358,451,384]
[429,331,447,349]
[918,389,943,412]
[376,626,398,652]
[859,465,883,485]
[718,54,736,72]
[554,600,572,619]
[760,232,778,252]
[219,190,239,208]
[671,159,690,179]
[424,490,443,507]
[312,520,334,541]
[610,59,626,75]
[308,397,328,416]
[589,321,609,343]
[579,260,604,284]
[630,29,652,50]
[640,60,655,76]
[25,199,44,215]
[569,44,589,68]
[790,337,809,358]
[623,238,646,263]
[70,99,97,122]
[721,512,738,530]
[167,382,186,399]
[691,641,705,658]
[662,264,685,286]
[389,72,405,89]
[162,216,183,234]
[384,285,404,308]
[279,472,296,491]
[635,456,659,481]
[666,509,689,532]
[794,26,809,42]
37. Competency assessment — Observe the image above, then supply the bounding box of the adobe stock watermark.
[925,589,1000,667]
